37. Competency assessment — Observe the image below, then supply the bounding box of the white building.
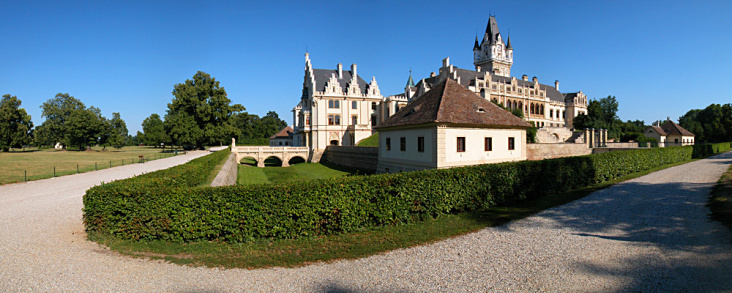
[375,79,531,173]
[645,120,695,146]
[291,54,383,155]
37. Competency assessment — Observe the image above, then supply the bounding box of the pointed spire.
[484,16,500,44]
[406,69,415,88]
[473,35,480,50]
[506,36,512,49]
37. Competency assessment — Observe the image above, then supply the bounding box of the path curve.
[1,151,731,292]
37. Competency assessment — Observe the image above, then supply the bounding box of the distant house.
[374,79,531,173]
[269,126,294,146]
[644,120,695,146]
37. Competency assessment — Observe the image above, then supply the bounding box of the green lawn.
[356,133,378,147]
[237,162,353,185]
[0,146,181,184]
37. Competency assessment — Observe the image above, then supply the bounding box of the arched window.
[480,89,486,98]
[518,102,523,113]
[540,105,544,115]
[550,109,554,119]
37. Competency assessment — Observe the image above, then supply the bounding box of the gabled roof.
[311,69,369,95]
[648,125,667,136]
[270,126,293,139]
[375,79,531,129]
[661,120,694,136]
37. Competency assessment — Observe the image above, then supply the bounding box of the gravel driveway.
[1,151,731,292]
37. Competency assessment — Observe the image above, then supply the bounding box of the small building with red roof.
[374,79,531,173]
[644,120,695,146]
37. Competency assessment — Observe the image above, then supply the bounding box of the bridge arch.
[232,145,310,168]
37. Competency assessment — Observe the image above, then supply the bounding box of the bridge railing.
[234,146,309,153]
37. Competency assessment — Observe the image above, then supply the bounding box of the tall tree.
[108,112,128,149]
[38,93,85,148]
[65,107,105,150]
[0,94,34,151]
[680,103,732,142]
[572,95,622,139]
[164,71,244,149]
[141,113,168,147]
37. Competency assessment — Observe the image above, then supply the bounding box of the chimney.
[476,65,481,72]
[522,74,528,81]
[554,80,559,90]
[442,57,450,68]
[337,63,343,79]
[351,63,357,79]
[430,72,436,77]
[532,76,538,83]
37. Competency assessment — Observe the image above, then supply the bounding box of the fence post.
[95,162,97,171]
[25,170,27,182]
[53,166,56,177]
[77,164,79,173]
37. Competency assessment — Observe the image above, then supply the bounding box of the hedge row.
[83,145,724,243]
[692,142,731,158]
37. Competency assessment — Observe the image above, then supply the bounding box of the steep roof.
[311,69,369,95]
[648,125,667,136]
[661,120,694,136]
[270,126,293,139]
[375,79,531,129]
[482,16,501,45]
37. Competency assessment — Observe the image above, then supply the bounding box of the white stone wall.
[441,128,526,167]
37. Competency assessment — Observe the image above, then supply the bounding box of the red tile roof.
[375,79,531,129]
[661,120,694,136]
[270,126,293,139]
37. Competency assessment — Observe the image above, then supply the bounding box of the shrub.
[84,145,724,243]
[692,142,732,159]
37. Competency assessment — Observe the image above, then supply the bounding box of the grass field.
[0,146,181,184]
[237,161,354,185]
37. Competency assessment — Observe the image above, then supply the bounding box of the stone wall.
[211,153,238,187]
[321,146,378,174]
[526,143,592,161]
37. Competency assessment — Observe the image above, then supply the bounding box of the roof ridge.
[433,79,451,122]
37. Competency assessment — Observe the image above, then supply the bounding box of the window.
[386,138,391,151]
[352,101,358,109]
[400,137,406,151]
[550,110,554,120]
[418,136,425,152]
[457,137,466,152]
[352,115,358,125]
[328,100,340,109]
[305,115,310,125]
[508,137,515,150]
[372,102,377,110]
[485,137,492,151]
[330,140,338,146]
[328,115,340,125]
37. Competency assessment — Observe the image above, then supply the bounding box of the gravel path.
[1,151,731,292]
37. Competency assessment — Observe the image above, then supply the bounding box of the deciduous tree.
[38,93,85,148]
[164,71,244,149]
[141,113,168,147]
[0,94,34,151]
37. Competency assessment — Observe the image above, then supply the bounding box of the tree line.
[0,71,287,152]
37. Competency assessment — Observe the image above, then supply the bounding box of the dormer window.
[477,108,485,113]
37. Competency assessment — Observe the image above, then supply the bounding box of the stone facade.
[320,146,378,174]
[526,143,592,161]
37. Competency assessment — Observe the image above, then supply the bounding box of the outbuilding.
[374,78,531,173]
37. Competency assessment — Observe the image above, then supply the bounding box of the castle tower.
[473,16,513,77]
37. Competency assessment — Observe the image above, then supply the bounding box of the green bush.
[692,142,732,158]
[84,145,725,243]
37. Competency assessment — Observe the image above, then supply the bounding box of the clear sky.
[2,1,731,134]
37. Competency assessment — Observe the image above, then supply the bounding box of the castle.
[290,16,588,154]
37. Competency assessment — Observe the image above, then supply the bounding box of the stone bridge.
[231,139,309,167]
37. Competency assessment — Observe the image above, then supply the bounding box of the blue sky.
[2,1,731,134]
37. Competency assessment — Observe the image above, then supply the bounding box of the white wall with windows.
[443,128,525,166]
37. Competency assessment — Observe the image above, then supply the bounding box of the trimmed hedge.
[692,142,731,158]
[84,145,724,243]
